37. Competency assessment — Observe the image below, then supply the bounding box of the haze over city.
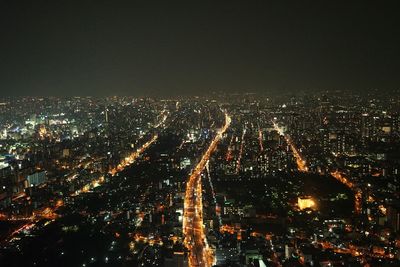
[1,1,399,96]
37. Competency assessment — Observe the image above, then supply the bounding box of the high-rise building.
[388,204,400,233]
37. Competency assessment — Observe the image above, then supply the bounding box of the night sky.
[1,1,399,96]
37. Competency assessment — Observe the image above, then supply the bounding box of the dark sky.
[1,1,399,96]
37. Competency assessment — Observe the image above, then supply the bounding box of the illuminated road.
[109,108,168,176]
[272,121,308,172]
[183,112,231,267]
[109,134,158,176]
[272,120,361,214]
[235,128,246,174]
[330,171,362,214]
[205,161,221,227]
[225,135,234,161]
[2,110,169,243]
[258,128,264,152]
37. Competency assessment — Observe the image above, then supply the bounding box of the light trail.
[183,112,231,267]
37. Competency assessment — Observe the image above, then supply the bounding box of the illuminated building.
[298,196,316,210]
[26,171,47,187]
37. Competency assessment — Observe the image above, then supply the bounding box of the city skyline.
[1,1,400,267]
[1,94,400,266]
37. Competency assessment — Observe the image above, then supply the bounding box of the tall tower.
[105,107,109,124]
